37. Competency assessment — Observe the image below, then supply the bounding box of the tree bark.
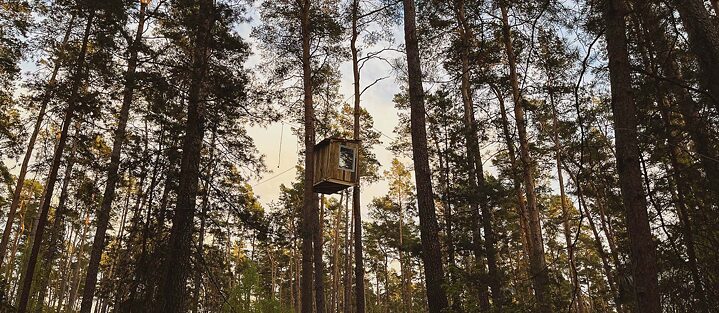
[0,12,75,269]
[402,0,449,311]
[350,2,366,312]
[397,185,409,313]
[55,206,81,311]
[432,114,456,311]
[344,191,353,313]
[15,10,94,313]
[155,0,214,310]
[456,1,501,309]
[4,196,26,295]
[656,101,706,310]
[193,129,215,313]
[489,83,533,268]
[498,2,549,311]
[128,131,165,311]
[79,3,148,311]
[103,187,133,312]
[314,196,326,313]
[300,1,318,312]
[331,192,344,313]
[602,0,661,311]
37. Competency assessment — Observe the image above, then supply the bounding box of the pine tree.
[401,0,449,311]
[602,0,661,311]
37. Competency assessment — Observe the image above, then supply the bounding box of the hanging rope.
[278,122,284,168]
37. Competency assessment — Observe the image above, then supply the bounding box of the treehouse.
[313,137,360,194]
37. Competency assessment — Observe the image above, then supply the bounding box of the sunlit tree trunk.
[564,167,622,308]
[56,206,83,311]
[430,121,456,311]
[498,2,549,311]
[66,207,91,311]
[488,83,532,271]
[331,192,344,313]
[4,198,27,294]
[402,0,449,311]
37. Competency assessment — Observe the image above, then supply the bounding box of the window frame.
[337,144,357,172]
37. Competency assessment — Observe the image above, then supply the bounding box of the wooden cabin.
[313,137,360,194]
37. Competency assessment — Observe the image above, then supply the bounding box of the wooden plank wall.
[313,140,358,186]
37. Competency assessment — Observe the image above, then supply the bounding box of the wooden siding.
[313,138,359,194]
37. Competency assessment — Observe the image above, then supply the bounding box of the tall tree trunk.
[433,115,456,311]
[350,1,366,312]
[128,130,165,311]
[488,83,532,269]
[344,191,353,313]
[157,165,173,228]
[33,135,79,313]
[331,192,344,313]
[401,0,449,311]
[79,3,148,311]
[540,45,584,310]
[656,100,706,310]
[300,0,318,312]
[193,129,215,313]
[0,13,76,269]
[16,10,94,313]
[16,209,40,302]
[103,188,133,313]
[498,2,549,310]
[289,206,301,313]
[672,0,719,113]
[563,165,622,307]
[397,187,409,313]
[639,1,719,219]
[630,7,708,308]
[456,0,501,309]
[56,205,83,311]
[4,197,26,294]
[314,196,326,313]
[547,86,584,312]
[65,208,90,311]
[602,0,661,311]
[156,0,214,310]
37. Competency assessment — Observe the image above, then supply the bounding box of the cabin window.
[338,145,356,172]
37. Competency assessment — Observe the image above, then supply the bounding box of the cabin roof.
[315,136,360,149]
